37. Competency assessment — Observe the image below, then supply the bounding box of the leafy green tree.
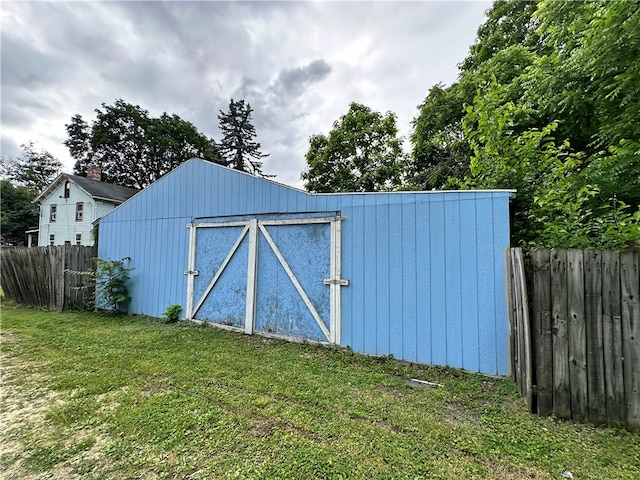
[535,0,640,207]
[411,0,639,248]
[65,114,92,171]
[65,99,221,189]
[0,142,62,192]
[0,180,38,245]
[408,83,470,190]
[302,102,406,193]
[217,99,270,176]
[460,0,544,73]
[462,70,639,249]
[410,1,544,190]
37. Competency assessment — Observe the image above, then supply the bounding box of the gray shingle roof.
[64,174,139,203]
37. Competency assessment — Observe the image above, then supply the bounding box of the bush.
[162,304,182,323]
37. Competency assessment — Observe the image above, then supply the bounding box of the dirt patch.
[246,414,319,442]
[455,450,551,479]
[0,333,111,480]
[442,402,483,426]
[248,418,274,437]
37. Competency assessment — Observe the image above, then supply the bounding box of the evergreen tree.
[217,99,270,176]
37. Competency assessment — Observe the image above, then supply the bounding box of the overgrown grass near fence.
[0,245,96,310]
[507,248,640,431]
[3,306,639,479]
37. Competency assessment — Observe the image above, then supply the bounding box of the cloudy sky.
[2,0,490,188]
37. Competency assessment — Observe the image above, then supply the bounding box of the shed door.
[185,215,346,344]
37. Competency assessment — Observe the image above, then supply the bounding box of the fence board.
[585,250,606,425]
[601,251,625,426]
[568,249,588,422]
[505,248,518,387]
[532,249,553,416]
[505,248,534,409]
[513,248,533,409]
[507,248,639,431]
[620,252,640,430]
[1,246,96,311]
[550,249,571,419]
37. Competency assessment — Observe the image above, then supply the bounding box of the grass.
[1,304,639,479]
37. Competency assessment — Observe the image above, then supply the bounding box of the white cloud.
[1,0,490,188]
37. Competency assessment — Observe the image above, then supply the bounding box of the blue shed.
[97,159,514,375]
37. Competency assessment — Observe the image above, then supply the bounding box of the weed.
[162,303,183,323]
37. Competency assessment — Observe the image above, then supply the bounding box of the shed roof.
[98,158,515,226]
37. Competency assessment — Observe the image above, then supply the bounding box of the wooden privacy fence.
[1,245,97,311]
[507,247,640,431]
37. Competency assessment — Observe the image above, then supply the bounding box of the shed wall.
[98,159,511,374]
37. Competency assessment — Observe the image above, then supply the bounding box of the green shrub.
[162,304,182,323]
[95,257,133,313]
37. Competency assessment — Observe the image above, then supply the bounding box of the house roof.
[34,173,139,204]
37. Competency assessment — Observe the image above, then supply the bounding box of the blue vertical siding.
[361,197,378,356]
[460,195,480,372]
[401,197,418,363]
[98,159,513,374]
[346,195,365,353]
[388,200,403,360]
[375,195,390,356]
[415,201,431,365]
[492,195,511,375]
[444,193,462,368]
[429,195,447,366]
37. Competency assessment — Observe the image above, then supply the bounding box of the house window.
[50,204,57,222]
[64,181,71,198]
[75,202,83,221]
[75,233,82,246]
[49,234,55,246]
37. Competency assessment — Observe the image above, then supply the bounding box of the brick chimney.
[87,165,102,182]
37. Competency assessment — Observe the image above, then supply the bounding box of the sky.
[1,0,491,188]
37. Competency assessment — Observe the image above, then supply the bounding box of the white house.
[33,167,138,246]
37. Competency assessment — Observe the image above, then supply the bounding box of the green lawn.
[1,305,638,479]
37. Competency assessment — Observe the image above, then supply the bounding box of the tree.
[217,99,270,176]
[65,114,92,171]
[460,0,545,73]
[410,1,544,190]
[408,83,470,190]
[461,77,639,249]
[65,99,221,189]
[302,103,406,193]
[410,0,639,248]
[0,142,62,192]
[0,180,38,245]
[535,0,640,208]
